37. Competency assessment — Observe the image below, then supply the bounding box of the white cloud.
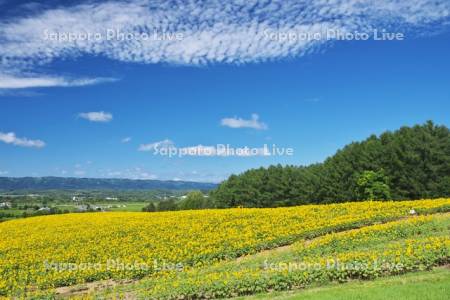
[171,170,229,183]
[100,167,224,183]
[0,131,45,148]
[177,144,270,157]
[0,0,448,75]
[78,111,113,122]
[139,139,270,157]
[138,139,174,152]
[177,145,219,156]
[0,170,8,176]
[121,137,132,143]
[73,170,86,176]
[0,73,117,89]
[221,114,268,130]
[137,172,158,180]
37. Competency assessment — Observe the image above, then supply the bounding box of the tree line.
[210,121,450,208]
[142,190,214,212]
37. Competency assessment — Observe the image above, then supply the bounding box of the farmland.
[0,198,449,298]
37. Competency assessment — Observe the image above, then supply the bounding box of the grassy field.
[53,202,148,212]
[240,267,450,300]
[0,198,449,299]
[0,209,24,216]
[103,202,148,212]
[0,202,150,222]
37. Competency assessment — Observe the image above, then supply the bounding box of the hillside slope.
[0,198,449,298]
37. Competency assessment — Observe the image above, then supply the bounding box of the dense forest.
[211,121,450,208]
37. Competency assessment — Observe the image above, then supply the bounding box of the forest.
[211,121,450,208]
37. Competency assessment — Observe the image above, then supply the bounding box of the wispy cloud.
[171,170,229,183]
[177,144,270,157]
[0,170,8,176]
[0,131,45,148]
[138,139,174,152]
[0,0,448,75]
[0,74,117,89]
[221,114,268,130]
[121,137,132,143]
[138,139,271,157]
[78,111,113,123]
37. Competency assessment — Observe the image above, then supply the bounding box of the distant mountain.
[0,177,218,191]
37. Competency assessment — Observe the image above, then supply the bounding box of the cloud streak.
[0,74,117,89]
[0,131,45,148]
[221,114,268,130]
[138,139,174,152]
[0,0,448,75]
[138,139,271,157]
[78,111,113,122]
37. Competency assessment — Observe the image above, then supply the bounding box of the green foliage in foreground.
[212,121,450,207]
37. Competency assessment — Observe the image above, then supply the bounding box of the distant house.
[38,207,51,212]
[105,197,118,201]
[0,202,11,208]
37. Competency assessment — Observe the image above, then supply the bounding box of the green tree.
[157,199,177,211]
[178,191,207,210]
[211,121,449,207]
[142,202,156,212]
[355,170,391,200]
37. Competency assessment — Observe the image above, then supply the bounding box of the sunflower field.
[0,198,449,298]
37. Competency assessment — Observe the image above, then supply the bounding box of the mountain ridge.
[0,176,218,191]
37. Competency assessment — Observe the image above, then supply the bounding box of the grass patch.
[240,267,450,300]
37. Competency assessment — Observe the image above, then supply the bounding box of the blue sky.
[0,1,449,182]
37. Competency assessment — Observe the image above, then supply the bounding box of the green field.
[54,201,148,212]
[0,201,150,222]
[240,267,450,300]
